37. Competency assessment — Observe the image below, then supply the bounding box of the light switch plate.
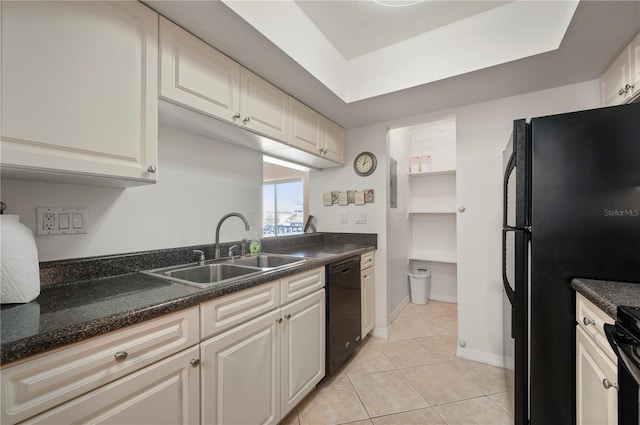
[36,208,88,235]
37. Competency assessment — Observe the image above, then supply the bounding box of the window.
[263,179,304,237]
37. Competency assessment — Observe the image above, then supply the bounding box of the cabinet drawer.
[1,307,199,424]
[576,293,616,363]
[361,251,374,270]
[280,267,324,305]
[201,281,280,339]
[21,346,200,425]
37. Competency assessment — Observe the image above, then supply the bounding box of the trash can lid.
[408,268,430,277]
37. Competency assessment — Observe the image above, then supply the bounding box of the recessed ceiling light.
[373,0,425,7]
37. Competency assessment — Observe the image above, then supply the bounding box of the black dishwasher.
[326,255,361,375]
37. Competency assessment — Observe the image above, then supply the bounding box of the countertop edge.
[571,278,640,319]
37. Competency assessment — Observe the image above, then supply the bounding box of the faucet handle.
[193,250,205,266]
[240,238,249,256]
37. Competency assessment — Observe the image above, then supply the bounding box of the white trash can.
[408,268,431,305]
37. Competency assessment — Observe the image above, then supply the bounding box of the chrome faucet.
[214,213,250,259]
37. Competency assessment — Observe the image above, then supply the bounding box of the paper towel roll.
[1,215,40,304]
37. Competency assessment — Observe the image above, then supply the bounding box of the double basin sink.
[142,253,307,289]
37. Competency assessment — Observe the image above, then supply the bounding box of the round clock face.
[354,152,377,176]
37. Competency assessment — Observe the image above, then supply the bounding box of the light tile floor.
[281,301,512,425]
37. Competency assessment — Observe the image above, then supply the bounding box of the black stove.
[605,306,640,425]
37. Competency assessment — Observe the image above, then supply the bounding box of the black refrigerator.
[502,102,640,425]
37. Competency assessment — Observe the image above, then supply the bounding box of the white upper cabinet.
[601,32,640,106]
[158,16,345,168]
[159,17,240,124]
[1,1,158,186]
[289,98,323,155]
[288,98,345,165]
[240,68,290,142]
[323,118,346,164]
[160,18,289,144]
[630,33,640,100]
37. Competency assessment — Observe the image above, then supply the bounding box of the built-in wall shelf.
[409,252,457,264]
[408,169,456,178]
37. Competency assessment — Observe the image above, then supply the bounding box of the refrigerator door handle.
[503,151,516,229]
[502,228,516,306]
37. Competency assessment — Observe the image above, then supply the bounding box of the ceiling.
[294,1,510,60]
[145,1,640,129]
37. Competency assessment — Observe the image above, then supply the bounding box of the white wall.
[387,127,412,320]
[453,79,601,366]
[0,125,264,261]
[308,123,390,336]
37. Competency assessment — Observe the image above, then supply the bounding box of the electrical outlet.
[340,212,348,224]
[37,207,88,236]
[356,213,367,224]
[42,213,55,230]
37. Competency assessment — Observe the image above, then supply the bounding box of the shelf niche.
[407,116,457,303]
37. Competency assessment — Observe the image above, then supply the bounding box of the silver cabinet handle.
[284,314,291,319]
[190,358,200,368]
[243,117,251,124]
[114,351,128,362]
[458,206,466,213]
[625,83,635,91]
[233,112,240,121]
[582,316,595,326]
[602,378,618,390]
[147,165,157,173]
[619,88,627,96]
[276,317,283,323]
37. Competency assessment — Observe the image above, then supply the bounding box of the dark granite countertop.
[1,235,375,365]
[571,278,640,319]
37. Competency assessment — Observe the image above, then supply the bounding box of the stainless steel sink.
[141,253,307,289]
[231,253,305,269]
[142,262,263,288]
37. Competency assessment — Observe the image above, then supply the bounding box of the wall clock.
[354,151,377,176]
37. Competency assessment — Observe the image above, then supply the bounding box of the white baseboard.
[372,325,391,339]
[456,346,506,368]
[391,296,410,321]
[429,294,458,303]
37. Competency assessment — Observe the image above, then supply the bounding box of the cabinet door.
[1,1,158,183]
[23,346,200,425]
[201,309,281,425]
[323,119,346,165]
[159,17,240,124]
[361,268,375,339]
[280,289,325,416]
[601,46,632,106]
[1,307,199,424]
[240,68,289,142]
[629,33,640,100]
[288,98,322,156]
[576,327,618,425]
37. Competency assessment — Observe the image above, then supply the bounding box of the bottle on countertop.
[249,234,262,255]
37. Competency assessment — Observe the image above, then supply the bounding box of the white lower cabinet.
[361,252,375,339]
[1,269,326,425]
[201,289,325,425]
[576,326,618,425]
[280,289,325,414]
[1,307,199,424]
[22,346,200,425]
[576,293,618,425]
